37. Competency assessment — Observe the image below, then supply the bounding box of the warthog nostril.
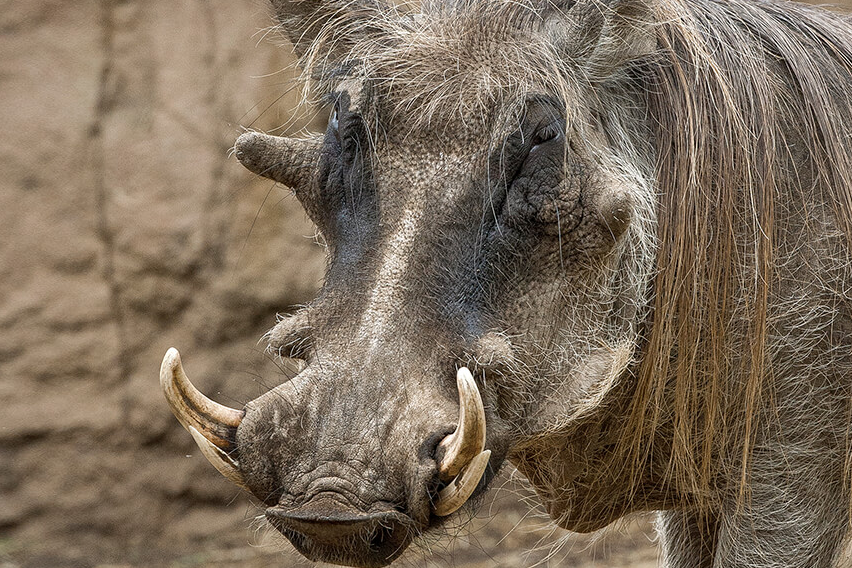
[421,429,455,462]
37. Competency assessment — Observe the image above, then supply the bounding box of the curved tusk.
[432,450,491,517]
[187,426,248,489]
[160,348,247,488]
[436,367,486,481]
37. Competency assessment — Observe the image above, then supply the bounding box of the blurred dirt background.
[1,0,849,567]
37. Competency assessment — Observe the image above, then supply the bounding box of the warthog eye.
[329,103,340,141]
[484,101,568,234]
[313,91,374,242]
[485,98,582,239]
[531,122,562,151]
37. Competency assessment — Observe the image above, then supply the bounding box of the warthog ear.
[550,0,657,80]
[269,0,392,60]
[235,131,322,199]
[235,131,321,186]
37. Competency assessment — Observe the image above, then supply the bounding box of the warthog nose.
[265,499,414,568]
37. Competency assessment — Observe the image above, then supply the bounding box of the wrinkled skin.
[234,80,639,565]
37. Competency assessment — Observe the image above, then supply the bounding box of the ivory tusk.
[187,426,248,489]
[432,450,491,517]
[436,367,486,481]
[160,348,247,488]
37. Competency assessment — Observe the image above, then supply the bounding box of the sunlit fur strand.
[631,0,852,565]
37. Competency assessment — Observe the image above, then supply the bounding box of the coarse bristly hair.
[277,0,852,531]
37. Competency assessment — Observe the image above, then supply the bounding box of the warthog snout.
[161,348,498,566]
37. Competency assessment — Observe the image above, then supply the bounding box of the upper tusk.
[160,348,247,488]
[436,367,486,481]
[432,450,491,517]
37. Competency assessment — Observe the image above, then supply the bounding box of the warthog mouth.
[265,497,415,567]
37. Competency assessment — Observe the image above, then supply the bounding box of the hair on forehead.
[298,0,598,129]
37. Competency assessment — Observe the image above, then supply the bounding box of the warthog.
[161,0,852,565]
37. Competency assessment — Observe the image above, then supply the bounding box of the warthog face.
[162,1,659,566]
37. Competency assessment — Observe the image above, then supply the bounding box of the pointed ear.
[550,0,657,80]
[269,0,391,60]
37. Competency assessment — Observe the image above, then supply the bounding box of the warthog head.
[163,0,662,565]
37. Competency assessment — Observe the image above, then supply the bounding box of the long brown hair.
[628,0,852,506]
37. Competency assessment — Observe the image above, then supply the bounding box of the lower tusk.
[432,449,491,517]
[188,426,248,489]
